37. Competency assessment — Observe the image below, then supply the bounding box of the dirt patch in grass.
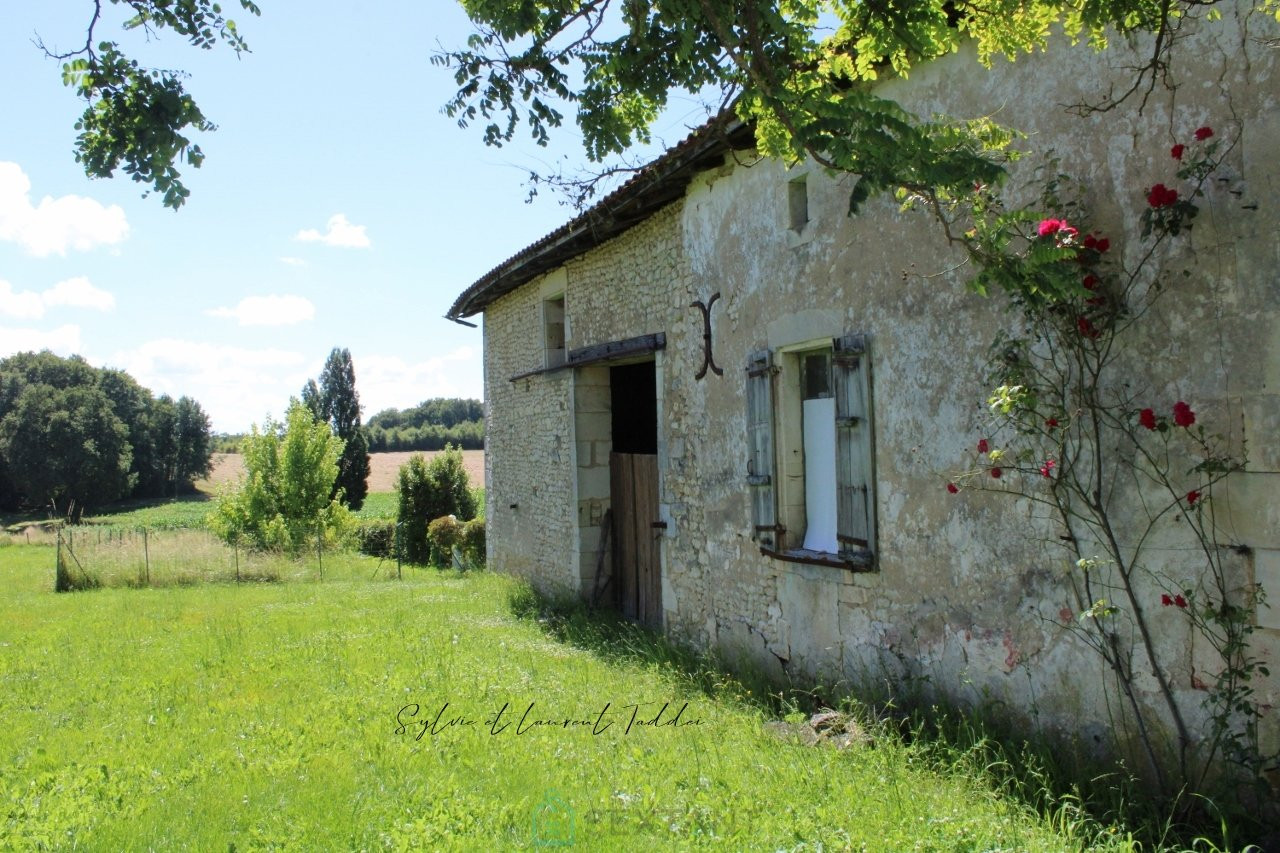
[200,450,485,492]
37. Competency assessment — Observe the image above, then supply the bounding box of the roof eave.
[447,115,756,320]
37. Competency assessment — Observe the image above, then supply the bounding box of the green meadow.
[1,534,1143,850]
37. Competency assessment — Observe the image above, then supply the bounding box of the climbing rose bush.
[943,124,1268,800]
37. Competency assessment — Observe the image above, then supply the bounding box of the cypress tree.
[315,348,371,510]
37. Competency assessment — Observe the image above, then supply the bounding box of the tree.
[209,401,352,552]
[37,1,262,208]
[437,0,1271,211]
[395,445,476,565]
[0,384,134,521]
[174,396,214,490]
[302,348,371,510]
[0,351,215,509]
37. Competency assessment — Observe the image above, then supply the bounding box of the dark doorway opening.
[610,362,657,454]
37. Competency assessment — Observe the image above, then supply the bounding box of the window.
[787,176,809,233]
[746,334,876,568]
[543,295,566,368]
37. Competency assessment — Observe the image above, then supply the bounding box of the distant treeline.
[366,398,484,452]
[212,399,485,455]
[0,351,214,519]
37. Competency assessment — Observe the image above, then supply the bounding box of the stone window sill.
[759,545,876,573]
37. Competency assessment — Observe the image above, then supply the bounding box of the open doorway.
[576,359,661,629]
[609,361,660,628]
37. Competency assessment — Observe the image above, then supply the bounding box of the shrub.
[426,515,462,566]
[458,518,486,568]
[395,445,476,564]
[355,519,396,558]
[209,402,354,553]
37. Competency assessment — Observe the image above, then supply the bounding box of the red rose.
[1147,184,1179,208]
[977,438,989,454]
[990,467,1003,479]
[1194,126,1214,141]
[1186,489,1201,506]
[1095,238,1110,252]
[1161,594,1174,607]
[1037,218,1065,237]
[1139,408,1157,430]
[1172,400,1196,427]
[1170,144,1185,160]
[1045,417,1059,428]
[1174,594,1188,608]
[1082,275,1099,290]
[1083,234,1097,250]
[1039,460,1056,477]
[1077,315,1100,338]
[946,482,959,494]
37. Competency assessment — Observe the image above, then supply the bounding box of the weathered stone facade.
[470,3,1279,770]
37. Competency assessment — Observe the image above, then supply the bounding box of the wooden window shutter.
[745,350,778,547]
[833,334,875,562]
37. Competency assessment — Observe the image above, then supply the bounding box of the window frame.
[746,333,877,572]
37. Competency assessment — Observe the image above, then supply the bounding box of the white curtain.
[802,397,838,553]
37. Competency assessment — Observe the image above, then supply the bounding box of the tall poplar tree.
[306,348,371,511]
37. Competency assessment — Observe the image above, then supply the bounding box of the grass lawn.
[0,543,1139,850]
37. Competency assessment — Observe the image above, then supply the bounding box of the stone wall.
[479,0,1279,764]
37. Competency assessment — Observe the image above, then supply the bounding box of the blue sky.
[0,2,712,432]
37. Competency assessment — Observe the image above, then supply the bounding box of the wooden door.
[610,452,661,629]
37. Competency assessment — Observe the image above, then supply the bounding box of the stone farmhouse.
[448,3,1279,770]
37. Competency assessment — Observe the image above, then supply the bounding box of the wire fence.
[53,526,333,592]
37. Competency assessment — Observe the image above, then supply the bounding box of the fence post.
[143,527,150,586]
[396,522,402,581]
[234,535,240,582]
[317,528,323,581]
[55,528,62,592]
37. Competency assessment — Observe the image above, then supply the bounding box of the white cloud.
[0,162,129,256]
[112,339,311,432]
[0,276,115,320]
[278,256,306,266]
[294,213,370,248]
[355,348,483,416]
[207,294,315,326]
[0,324,83,357]
[0,280,44,319]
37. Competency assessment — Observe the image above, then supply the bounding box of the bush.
[395,445,476,564]
[458,518,486,568]
[209,402,354,553]
[355,519,396,558]
[426,515,462,566]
